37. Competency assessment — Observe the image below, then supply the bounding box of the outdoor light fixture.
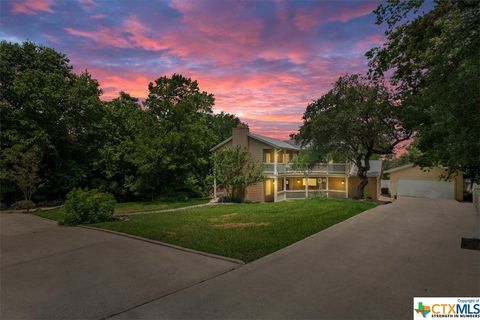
[341,180,345,185]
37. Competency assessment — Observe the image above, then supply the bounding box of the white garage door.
[397,179,454,199]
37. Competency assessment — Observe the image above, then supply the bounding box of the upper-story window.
[263,149,286,163]
[285,151,298,163]
[263,149,274,163]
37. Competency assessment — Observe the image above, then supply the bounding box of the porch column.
[274,178,278,202]
[345,176,349,198]
[274,149,278,175]
[326,176,329,198]
[305,175,309,199]
[274,149,278,202]
[213,175,217,198]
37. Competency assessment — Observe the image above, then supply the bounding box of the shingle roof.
[349,160,383,177]
[248,133,301,151]
[210,132,301,152]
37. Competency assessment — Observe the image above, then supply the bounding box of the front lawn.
[34,197,210,221]
[93,198,376,262]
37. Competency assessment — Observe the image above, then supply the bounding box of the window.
[263,150,274,163]
[277,178,284,191]
[302,178,318,186]
[265,179,273,195]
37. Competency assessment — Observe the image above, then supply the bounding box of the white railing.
[284,190,346,200]
[263,163,347,174]
[277,190,286,201]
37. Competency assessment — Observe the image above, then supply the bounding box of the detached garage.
[385,164,464,201]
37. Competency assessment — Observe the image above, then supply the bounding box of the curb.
[78,225,245,266]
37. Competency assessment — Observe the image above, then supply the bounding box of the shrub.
[62,188,116,225]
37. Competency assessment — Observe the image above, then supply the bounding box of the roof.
[210,133,301,152]
[384,163,415,174]
[210,137,232,152]
[248,133,301,151]
[349,160,383,177]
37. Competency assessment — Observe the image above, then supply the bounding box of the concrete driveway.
[111,197,480,320]
[0,213,239,320]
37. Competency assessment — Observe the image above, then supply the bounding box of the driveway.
[111,197,480,320]
[0,214,239,320]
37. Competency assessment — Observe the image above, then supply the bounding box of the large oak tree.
[367,0,480,185]
[296,74,412,199]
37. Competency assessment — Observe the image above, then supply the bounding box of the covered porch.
[265,176,349,202]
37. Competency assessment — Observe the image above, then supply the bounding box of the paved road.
[0,214,239,320]
[111,197,480,320]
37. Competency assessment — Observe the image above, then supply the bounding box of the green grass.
[34,197,210,221]
[93,198,376,262]
[34,207,65,221]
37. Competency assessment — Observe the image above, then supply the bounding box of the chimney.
[232,123,249,149]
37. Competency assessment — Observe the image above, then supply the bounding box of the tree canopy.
[367,0,480,183]
[0,41,240,204]
[296,74,411,198]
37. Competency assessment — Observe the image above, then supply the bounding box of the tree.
[207,112,241,144]
[0,41,104,202]
[144,74,217,196]
[367,0,480,184]
[4,145,42,201]
[295,74,412,199]
[212,147,264,202]
[94,92,157,199]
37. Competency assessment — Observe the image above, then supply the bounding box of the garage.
[385,164,464,201]
[397,179,454,199]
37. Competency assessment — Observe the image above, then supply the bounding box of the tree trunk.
[355,170,368,199]
[354,154,371,200]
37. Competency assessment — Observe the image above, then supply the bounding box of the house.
[385,164,464,201]
[211,124,382,202]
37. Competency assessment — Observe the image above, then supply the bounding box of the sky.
[1,0,392,138]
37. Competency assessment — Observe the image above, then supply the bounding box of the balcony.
[263,163,348,175]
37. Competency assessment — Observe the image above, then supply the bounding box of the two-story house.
[211,124,382,202]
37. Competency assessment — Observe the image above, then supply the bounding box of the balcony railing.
[263,163,348,174]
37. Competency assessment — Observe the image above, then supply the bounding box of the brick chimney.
[232,123,249,149]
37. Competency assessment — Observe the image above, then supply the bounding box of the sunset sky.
[1,0,421,138]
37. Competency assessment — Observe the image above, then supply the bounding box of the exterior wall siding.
[245,181,264,202]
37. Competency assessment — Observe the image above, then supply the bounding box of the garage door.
[397,179,454,199]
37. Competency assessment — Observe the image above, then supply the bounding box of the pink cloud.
[294,1,378,31]
[12,0,54,14]
[43,33,59,43]
[79,0,95,7]
[169,0,264,46]
[65,26,133,48]
[353,33,385,53]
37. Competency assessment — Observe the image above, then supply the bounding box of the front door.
[264,179,274,202]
